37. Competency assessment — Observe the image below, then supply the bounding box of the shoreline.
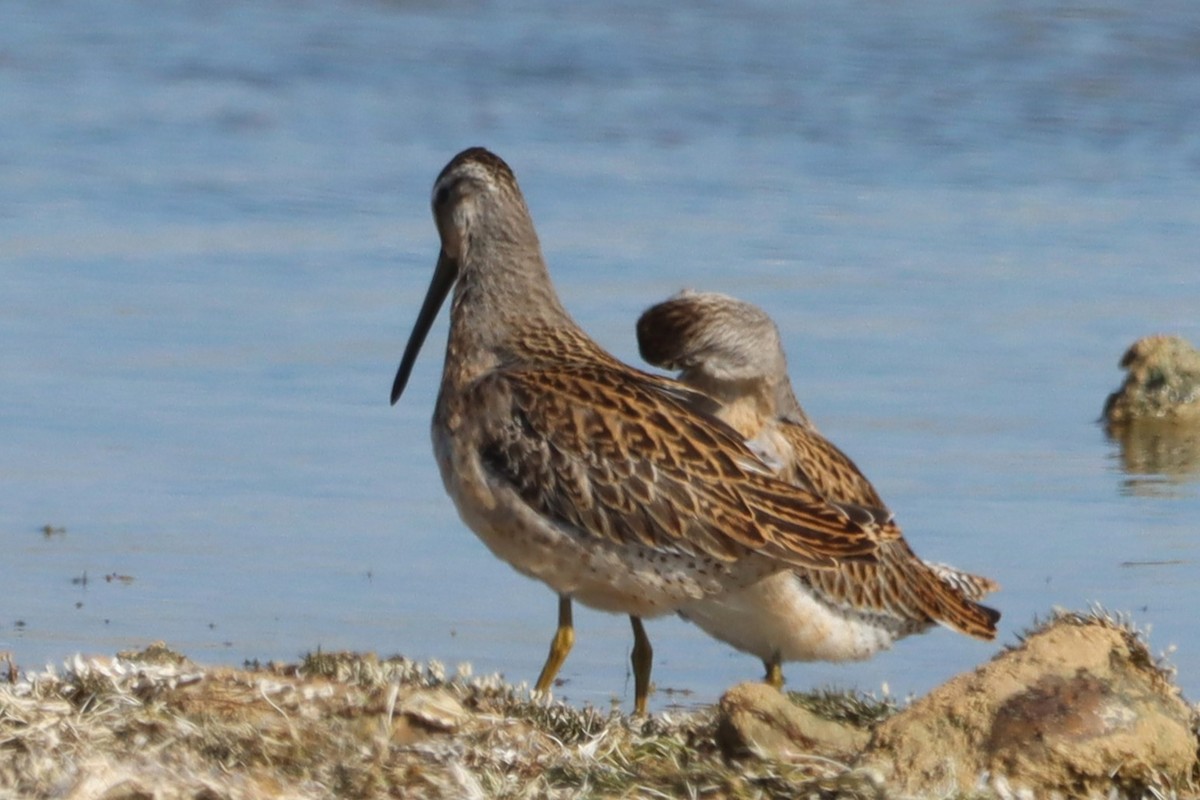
[1,610,1196,799]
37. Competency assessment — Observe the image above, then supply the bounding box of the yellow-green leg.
[534,595,574,694]
[629,615,653,716]
[763,654,784,690]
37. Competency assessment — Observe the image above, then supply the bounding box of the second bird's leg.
[763,654,785,690]
[629,615,654,716]
[534,594,574,693]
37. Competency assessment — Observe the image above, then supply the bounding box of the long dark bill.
[390,250,458,405]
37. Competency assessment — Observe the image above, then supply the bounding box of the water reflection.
[1109,421,1200,498]
[1102,334,1200,498]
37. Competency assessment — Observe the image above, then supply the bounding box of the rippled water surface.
[4,1,1200,710]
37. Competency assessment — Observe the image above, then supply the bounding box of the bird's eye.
[434,184,451,208]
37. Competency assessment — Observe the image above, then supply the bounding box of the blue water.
[3,1,1199,710]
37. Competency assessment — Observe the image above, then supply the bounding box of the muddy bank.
[1,611,1196,799]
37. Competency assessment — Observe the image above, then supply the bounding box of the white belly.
[679,572,912,663]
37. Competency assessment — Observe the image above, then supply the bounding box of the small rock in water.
[1103,334,1200,426]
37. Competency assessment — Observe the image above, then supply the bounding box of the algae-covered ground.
[1,611,1197,799]
[0,645,865,800]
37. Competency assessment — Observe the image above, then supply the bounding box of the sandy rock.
[1103,334,1200,426]
[65,771,153,800]
[716,682,872,761]
[398,686,469,732]
[60,758,291,800]
[115,641,191,666]
[860,611,1198,798]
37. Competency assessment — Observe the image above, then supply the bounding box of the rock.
[398,687,469,732]
[860,611,1198,798]
[716,681,871,762]
[1103,334,1200,426]
[65,773,154,800]
[115,641,191,666]
[1103,335,1200,487]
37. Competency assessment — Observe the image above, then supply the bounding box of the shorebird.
[636,290,1000,688]
[390,148,901,714]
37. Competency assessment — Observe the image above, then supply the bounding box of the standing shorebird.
[636,290,1000,688]
[390,148,901,714]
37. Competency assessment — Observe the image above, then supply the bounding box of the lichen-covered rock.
[1103,334,1200,426]
[859,611,1198,798]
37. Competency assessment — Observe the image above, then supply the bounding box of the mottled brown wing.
[774,419,998,639]
[777,419,889,511]
[516,320,727,420]
[472,362,897,570]
[927,563,1000,602]
[801,535,1000,640]
[631,368,726,420]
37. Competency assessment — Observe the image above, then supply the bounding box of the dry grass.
[1,612,1194,799]
[0,646,888,799]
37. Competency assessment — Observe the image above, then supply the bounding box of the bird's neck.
[440,235,593,392]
